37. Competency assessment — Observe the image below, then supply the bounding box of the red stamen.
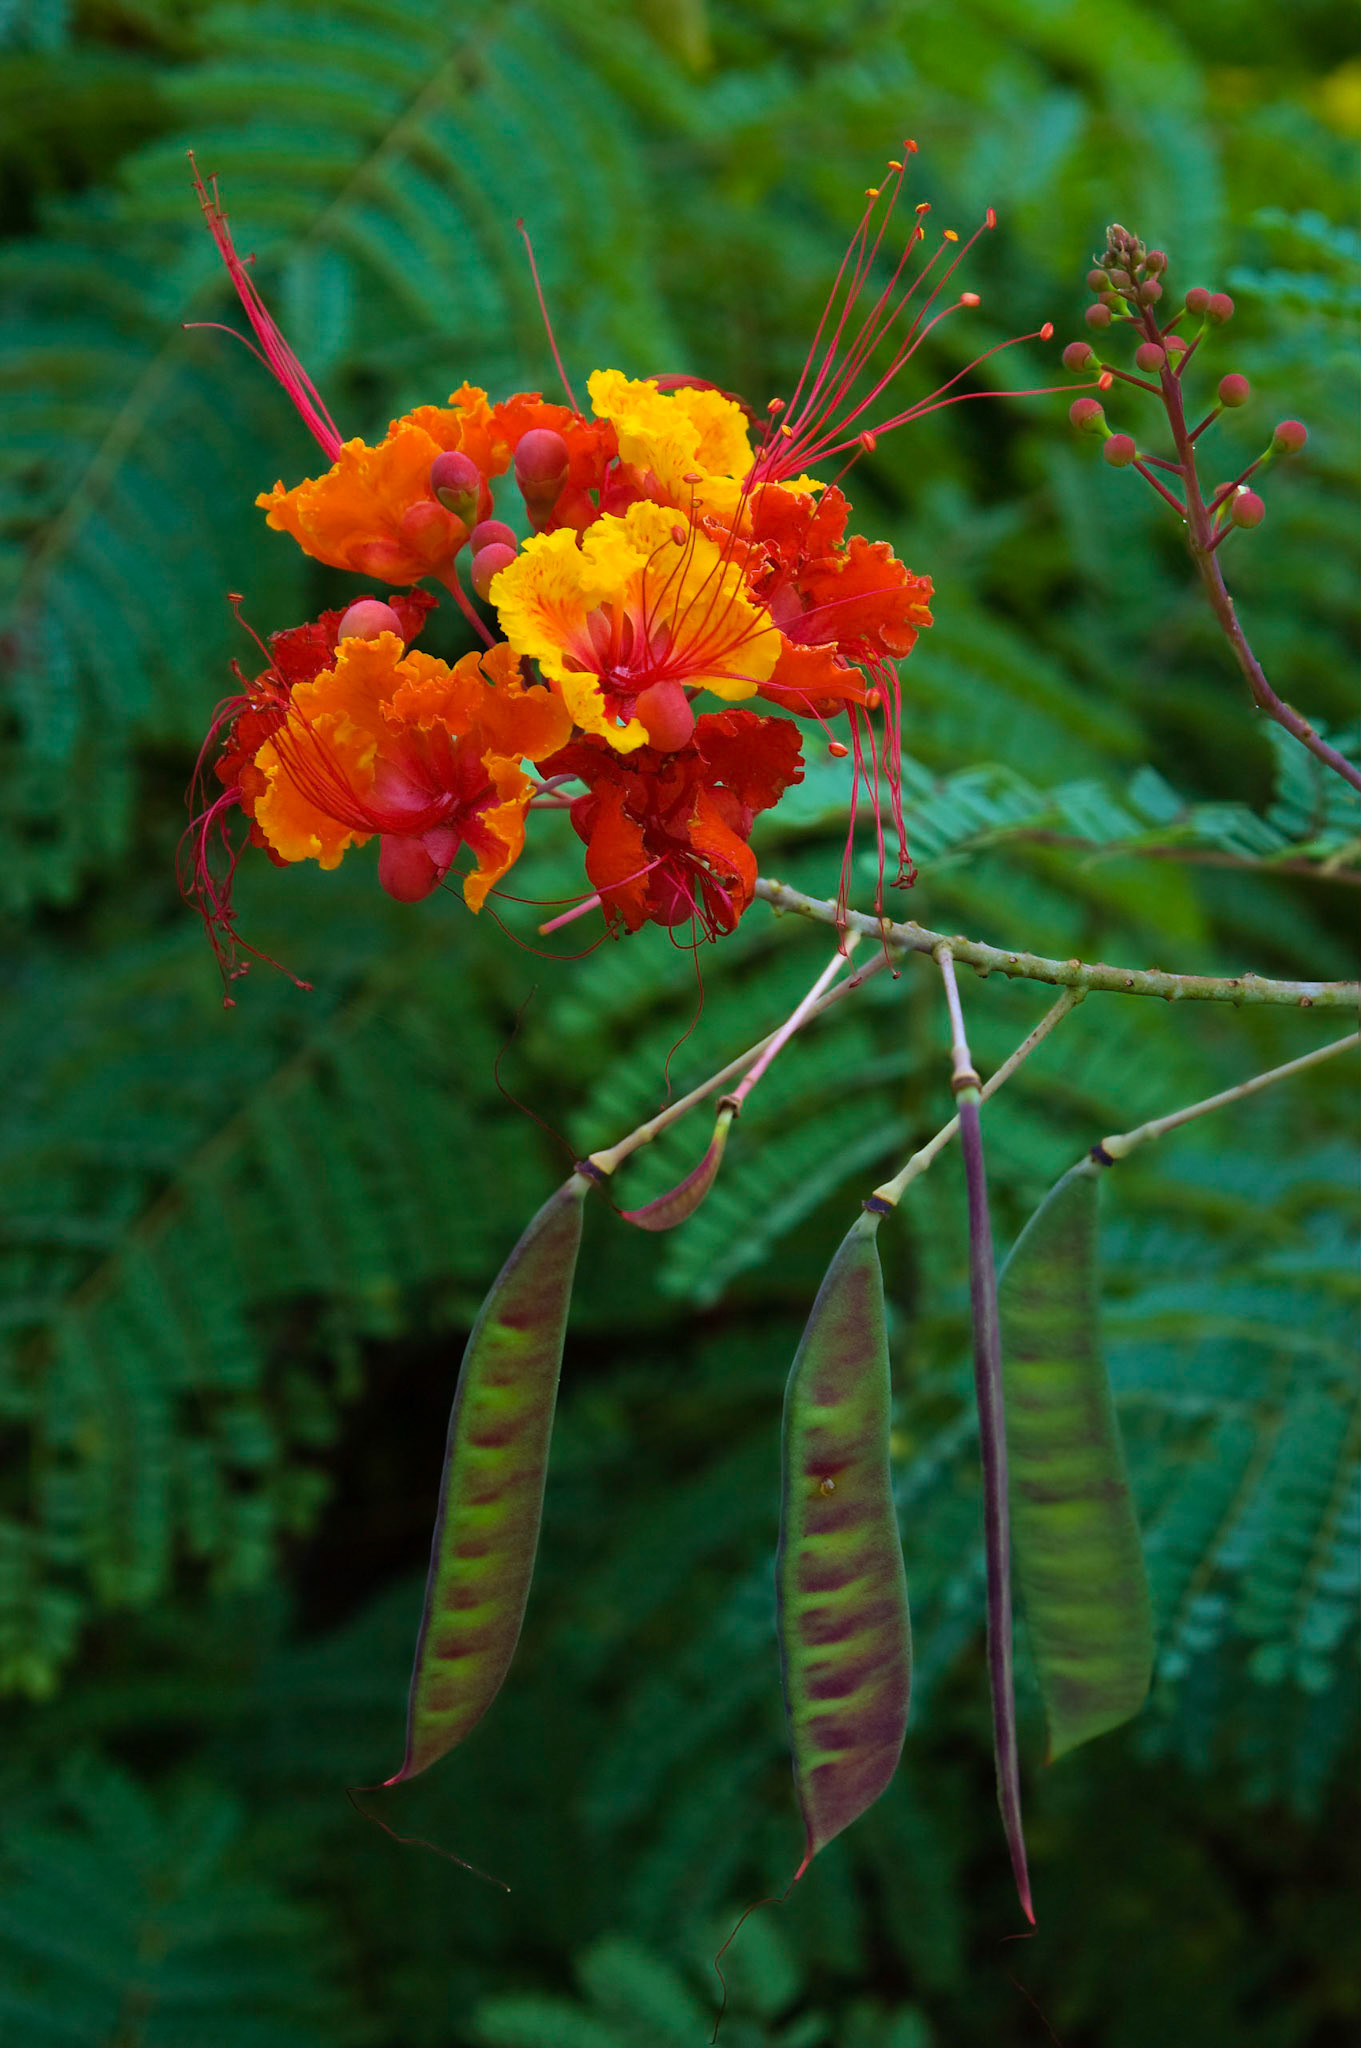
[188,155,343,462]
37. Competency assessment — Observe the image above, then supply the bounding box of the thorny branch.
[754,875,1361,1010]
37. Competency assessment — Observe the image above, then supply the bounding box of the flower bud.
[635,678,696,752]
[1086,267,1108,291]
[1218,373,1250,408]
[1206,293,1234,325]
[1163,333,1188,356]
[1137,277,1163,303]
[471,541,517,600]
[1070,397,1106,435]
[399,499,460,562]
[1145,249,1168,274]
[1134,341,1166,372]
[1185,287,1211,315]
[1085,304,1113,331]
[1230,490,1265,529]
[1107,268,1131,290]
[514,428,570,498]
[337,598,405,642]
[1272,419,1308,454]
[1103,433,1137,467]
[1098,291,1122,311]
[429,450,481,522]
[469,519,518,554]
[1063,340,1096,370]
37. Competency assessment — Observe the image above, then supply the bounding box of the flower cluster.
[1061,222,1308,537]
[186,150,1059,984]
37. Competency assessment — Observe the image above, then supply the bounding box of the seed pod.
[388,1173,591,1782]
[777,1208,911,1877]
[998,1160,1153,1761]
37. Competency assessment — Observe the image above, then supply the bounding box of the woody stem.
[586,949,889,1176]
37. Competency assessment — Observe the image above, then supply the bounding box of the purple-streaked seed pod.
[1230,489,1265,528]
[1137,278,1162,304]
[472,542,518,600]
[469,519,518,555]
[1084,304,1113,331]
[1206,292,1234,325]
[1134,341,1166,372]
[514,428,570,499]
[1218,373,1250,408]
[1103,434,1137,467]
[999,1161,1153,1762]
[430,450,482,523]
[1184,287,1211,315]
[1070,397,1106,435]
[337,598,405,642]
[778,1209,911,1879]
[1062,340,1096,371]
[1272,419,1308,454]
[387,1174,591,1783]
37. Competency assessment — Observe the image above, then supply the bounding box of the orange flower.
[251,635,570,908]
[257,385,505,582]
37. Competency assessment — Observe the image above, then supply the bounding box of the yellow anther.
[943,229,959,243]
[888,159,904,171]
[865,186,881,198]
[779,423,794,437]
[915,201,930,214]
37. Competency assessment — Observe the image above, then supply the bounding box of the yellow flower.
[587,369,753,503]
[489,501,782,752]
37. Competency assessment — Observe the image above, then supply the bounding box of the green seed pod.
[777,1208,912,1876]
[388,1173,591,1782]
[998,1160,1153,1761]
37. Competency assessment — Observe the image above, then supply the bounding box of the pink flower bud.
[1137,277,1162,303]
[1185,287,1211,315]
[429,450,481,522]
[1207,293,1234,325]
[1086,268,1108,291]
[1103,433,1137,467]
[1163,333,1188,356]
[1107,269,1131,290]
[514,428,570,496]
[469,519,517,554]
[1070,397,1106,435]
[472,541,517,600]
[1230,490,1265,528]
[1145,249,1168,274]
[635,678,696,752]
[1218,374,1250,408]
[1272,419,1308,454]
[1135,341,1166,372]
[1085,304,1113,331]
[1098,291,1122,311]
[337,598,405,642]
[1063,340,1096,370]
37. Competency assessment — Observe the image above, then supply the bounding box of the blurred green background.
[1,1,1358,2042]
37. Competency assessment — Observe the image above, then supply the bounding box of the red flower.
[545,710,804,938]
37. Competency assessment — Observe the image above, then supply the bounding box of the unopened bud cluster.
[1061,225,1307,547]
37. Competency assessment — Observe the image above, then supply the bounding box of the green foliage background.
[1,0,1357,2040]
